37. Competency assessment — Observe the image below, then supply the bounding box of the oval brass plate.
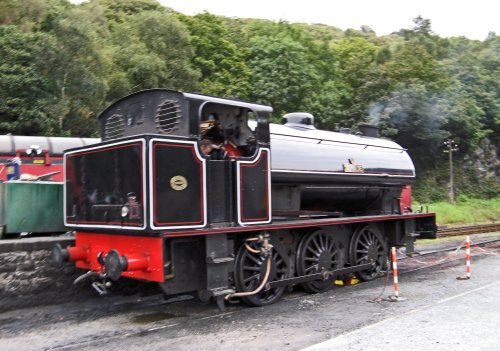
[170,175,188,191]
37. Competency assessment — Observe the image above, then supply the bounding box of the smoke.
[366,85,450,144]
[367,102,385,125]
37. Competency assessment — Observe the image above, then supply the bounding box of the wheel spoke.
[358,240,370,250]
[357,254,368,262]
[330,248,339,259]
[361,232,371,246]
[306,246,320,256]
[242,265,260,272]
[305,264,318,273]
[312,236,322,252]
[319,234,326,250]
[327,238,335,252]
[246,254,262,266]
[243,273,259,284]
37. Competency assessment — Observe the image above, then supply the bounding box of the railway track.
[437,223,500,238]
[437,223,500,237]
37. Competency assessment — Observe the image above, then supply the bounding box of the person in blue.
[6,156,21,180]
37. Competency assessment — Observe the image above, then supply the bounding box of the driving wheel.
[349,225,388,281]
[233,239,289,306]
[296,229,345,293]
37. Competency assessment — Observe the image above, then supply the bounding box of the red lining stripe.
[162,213,436,238]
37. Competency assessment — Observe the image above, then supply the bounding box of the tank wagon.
[53,89,436,307]
[0,135,99,237]
[0,135,99,181]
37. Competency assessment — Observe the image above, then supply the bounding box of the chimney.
[358,123,379,138]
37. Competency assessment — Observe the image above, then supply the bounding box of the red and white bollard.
[465,235,471,279]
[457,235,472,280]
[391,246,400,300]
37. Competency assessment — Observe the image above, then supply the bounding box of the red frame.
[163,212,436,238]
[74,232,164,282]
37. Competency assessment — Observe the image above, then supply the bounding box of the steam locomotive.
[53,89,436,307]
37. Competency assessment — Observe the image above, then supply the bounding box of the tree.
[332,37,383,126]
[49,2,109,135]
[247,32,319,119]
[97,0,164,24]
[179,11,250,98]
[398,16,449,59]
[303,80,350,130]
[108,10,199,99]
[0,26,62,134]
[381,44,449,92]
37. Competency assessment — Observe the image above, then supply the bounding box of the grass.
[423,197,500,226]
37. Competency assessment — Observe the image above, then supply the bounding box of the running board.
[267,262,374,289]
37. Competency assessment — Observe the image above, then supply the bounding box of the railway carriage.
[53,89,436,307]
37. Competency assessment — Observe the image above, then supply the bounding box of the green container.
[0,181,66,237]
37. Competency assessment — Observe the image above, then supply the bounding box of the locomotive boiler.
[53,89,436,307]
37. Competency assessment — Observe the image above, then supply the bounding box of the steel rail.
[437,223,500,238]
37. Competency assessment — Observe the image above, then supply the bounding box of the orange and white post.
[465,235,471,279]
[391,246,399,299]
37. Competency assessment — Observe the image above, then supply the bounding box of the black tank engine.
[54,89,436,307]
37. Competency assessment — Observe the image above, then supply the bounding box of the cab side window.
[199,104,257,158]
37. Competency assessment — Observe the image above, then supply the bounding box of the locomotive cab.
[64,89,273,234]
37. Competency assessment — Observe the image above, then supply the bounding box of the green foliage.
[413,162,500,204]
[381,44,449,91]
[0,26,62,134]
[300,23,344,43]
[108,10,199,97]
[50,3,109,135]
[445,35,500,145]
[96,0,164,24]
[247,31,319,118]
[179,11,250,98]
[0,4,498,201]
[303,80,350,129]
[332,37,382,125]
[427,198,500,225]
